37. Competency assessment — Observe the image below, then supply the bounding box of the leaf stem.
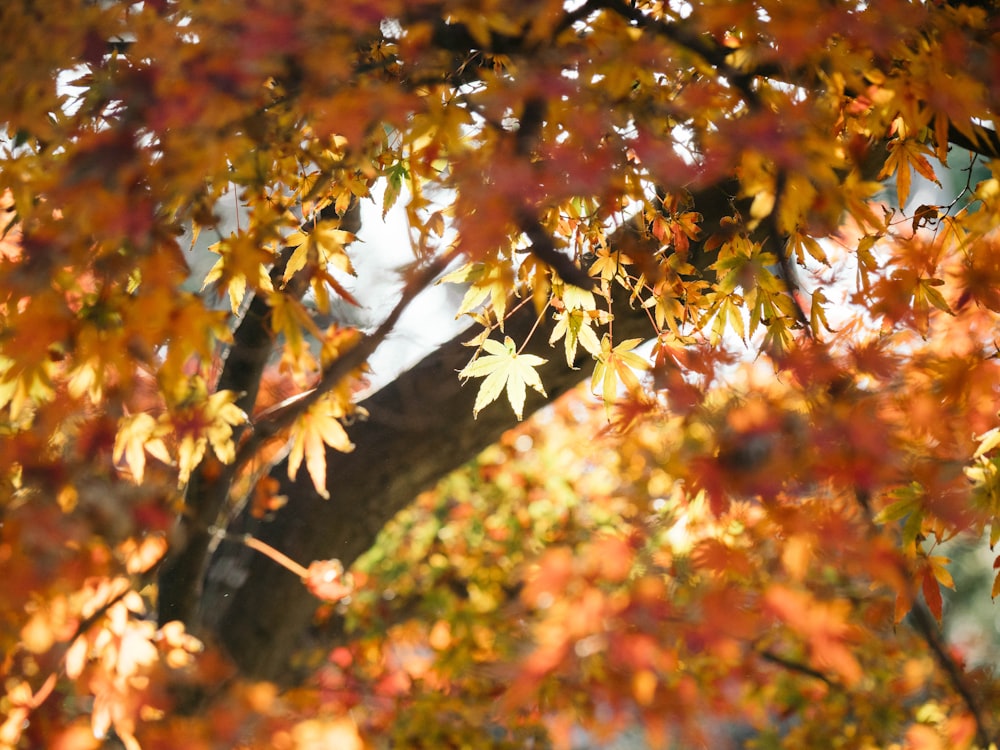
[237,534,310,579]
[516,300,550,354]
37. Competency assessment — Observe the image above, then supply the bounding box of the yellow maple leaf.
[459,336,547,420]
[283,220,356,283]
[202,390,248,465]
[287,394,355,499]
[592,335,648,414]
[549,309,602,368]
[440,261,513,325]
[268,291,323,363]
[171,391,246,485]
[974,427,1000,458]
[113,413,169,484]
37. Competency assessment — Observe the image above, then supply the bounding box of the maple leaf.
[549,284,602,367]
[283,220,356,283]
[383,161,409,218]
[591,335,649,414]
[788,230,829,266]
[549,308,602,368]
[588,246,630,289]
[159,390,248,486]
[459,336,547,420]
[918,554,955,623]
[652,211,703,256]
[808,288,835,336]
[974,427,1000,458]
[202,390,248,464]
[287,394,355,499]
[879,138,941,208]
[304,558,353,602]
[441,261,513,325]
[203,233,276,312]
[268,290,323,365]
[113,413,170,484]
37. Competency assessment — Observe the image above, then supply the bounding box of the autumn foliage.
[3,0,1000,747]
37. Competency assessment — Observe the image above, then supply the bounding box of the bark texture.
[202,181,744,682]
[207,281,648,680]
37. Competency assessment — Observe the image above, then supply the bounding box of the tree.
[2,0,1000,747]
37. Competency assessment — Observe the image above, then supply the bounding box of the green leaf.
[383,162,409,218]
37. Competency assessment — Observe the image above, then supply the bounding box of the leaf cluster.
[1,0,1000,747]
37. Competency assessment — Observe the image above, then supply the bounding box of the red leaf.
[921,567,943,622]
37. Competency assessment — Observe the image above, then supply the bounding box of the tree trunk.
[203,180,744,682]
[205,290,647,680]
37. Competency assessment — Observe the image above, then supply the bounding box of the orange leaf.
[304,559,353,603]
[905,723,943,750]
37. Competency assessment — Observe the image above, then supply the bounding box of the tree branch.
[758,647,837,688]
[853,488,993,748]
[908,600,992,747]
[232,251,455,468]
[207,287,642,679]
[946,121,1000,162]
[157,268,285,627]
[203,181,747,681]
[157,202,362,628]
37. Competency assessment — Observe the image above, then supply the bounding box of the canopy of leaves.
[1,0,1000,748]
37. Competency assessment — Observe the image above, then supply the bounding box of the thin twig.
[516,300,551,354]
[600,0,760,107]
[234,250,457,469]
[758,647,838,688]
[238,534,309,579]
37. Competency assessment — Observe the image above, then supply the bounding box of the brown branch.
[231,250,455,469]
[203,117,918,683]
[908,600,992,748]
[237,534,310,579]
[852,488,993,748]
[156,246,295,628]
[945,122,1000,162]
[157,202,360,628]
[204,181,748,680]
[758,647,838,688]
